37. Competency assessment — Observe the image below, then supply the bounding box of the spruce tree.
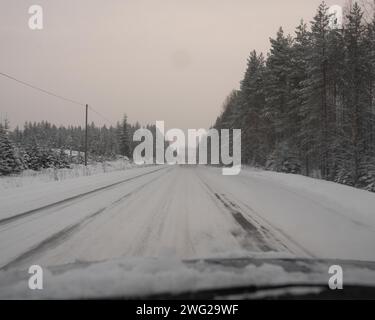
[0,122,22,175]
[264,27,293,141]
[343,3,368,185]
[119,114,131,158]
[290,21,311,174]
[300,2,332,179]
[264,27,298,171]
[240,51,268,165]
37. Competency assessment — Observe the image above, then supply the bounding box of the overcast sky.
[0,0,346,130]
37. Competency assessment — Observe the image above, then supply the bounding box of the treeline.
[0,115,156,175]
[213,2,375,192]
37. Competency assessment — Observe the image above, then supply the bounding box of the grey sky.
[0,0,346,130]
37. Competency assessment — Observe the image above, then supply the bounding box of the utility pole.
[85,104,88,166]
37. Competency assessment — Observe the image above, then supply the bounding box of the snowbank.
[243,168,375,228]
[0,160,136,190]
[0,165,161,221]
[202,166,375,261]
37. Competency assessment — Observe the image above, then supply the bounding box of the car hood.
[1,253,375,299]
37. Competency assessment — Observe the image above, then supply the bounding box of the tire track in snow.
[0,166,168,228]
[196,169,307,254]
[130,168,178,256]
[0,168,171,271]
[127,167,197,257]
[197,168,315,258]
[200,181,274,251]
[213,193,272,251]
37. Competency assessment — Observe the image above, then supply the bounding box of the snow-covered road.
[1,165,375,271]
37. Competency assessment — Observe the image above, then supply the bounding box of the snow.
[200,166,375,261]
[1,256,375,299]
[0,164,160,221]
[0,159,135,191]
[1,165,375,298]
[244,167,375,227]
[0,165,168,268]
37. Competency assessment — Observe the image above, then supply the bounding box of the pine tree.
[360,9,375,191]
[263,27,299,172]
[290,20,311,174]
[264,27,293,142]
[300,2,333,179]
[240,51,268,165]
[340,3,367,185]
[0,121,22,175]
[119,114,131,158]
[25,142,44,171]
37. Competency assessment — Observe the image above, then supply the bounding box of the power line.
[0,71,119,126]
[89,106,116,126]
[0,71,85,107]
[0,70,123,166]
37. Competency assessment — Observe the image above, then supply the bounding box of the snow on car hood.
[1,252,375,299]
